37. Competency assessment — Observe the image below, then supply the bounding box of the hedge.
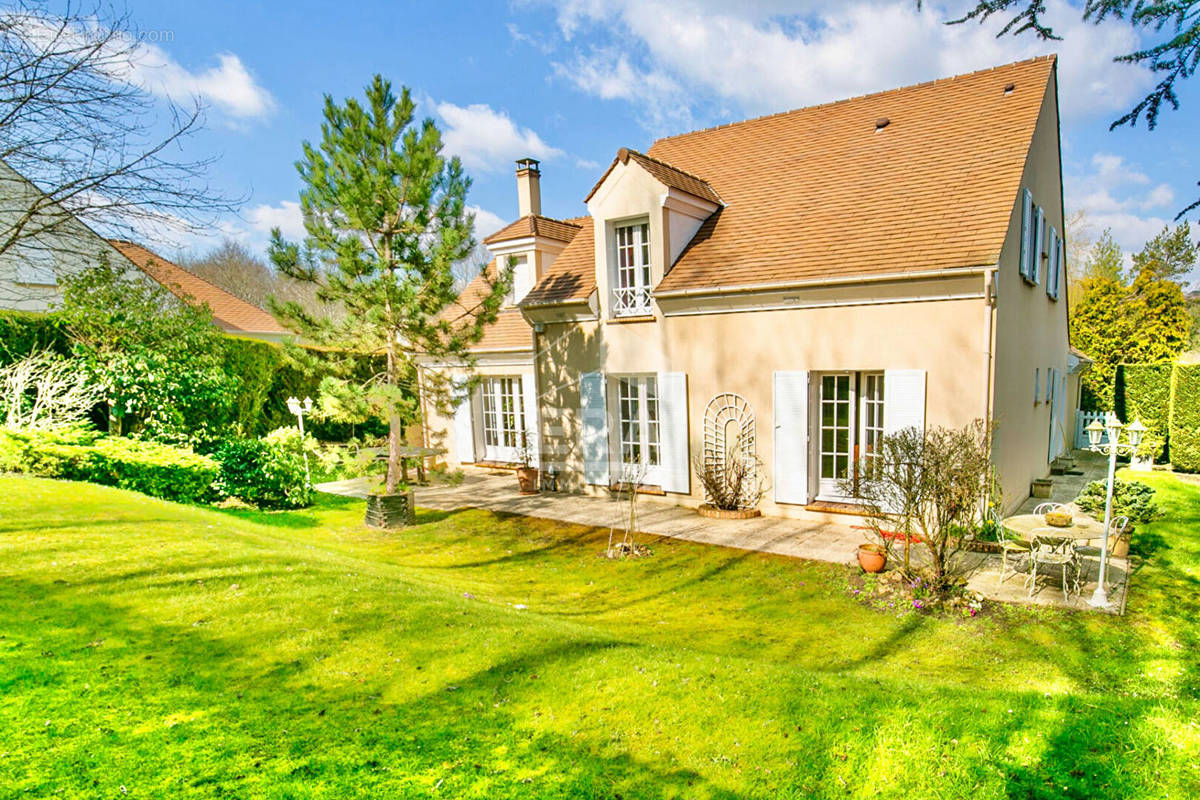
[0,426,219,503]
[1115,363,1173,461]
[0,310,70,364]
[1170,364,1200,473]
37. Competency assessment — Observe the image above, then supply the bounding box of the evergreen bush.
[1170,364,1200,472]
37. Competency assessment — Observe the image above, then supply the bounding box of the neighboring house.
[0,160,289,342]
[421,56,1075,516]
[109,240,291,343]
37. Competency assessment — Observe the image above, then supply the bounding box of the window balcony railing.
[612,285,652,317]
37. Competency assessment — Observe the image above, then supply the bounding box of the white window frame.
[480,376,525,462]
[611,221,652,318]
[614,375,662,483]
[815,371,885,502]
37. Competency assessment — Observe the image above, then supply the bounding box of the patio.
[316,449,1129,613]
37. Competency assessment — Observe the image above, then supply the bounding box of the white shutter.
[520,372,539,464]
[657,372,690,494]
[1033,206,1045,284]
[883,370,926,435]
[453,384,475,464]
[1019,189,1033,281]
[773,371,810,505]
[580,372,609,485]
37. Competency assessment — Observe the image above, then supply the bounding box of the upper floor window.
[613,221,651,317]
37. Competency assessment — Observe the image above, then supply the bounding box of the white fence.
[1073,410,1110,450]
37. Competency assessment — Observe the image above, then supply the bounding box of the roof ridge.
[624,149,717,192]
[651,54,1057,146]
[530,213,582,227]
[110,239,239,298]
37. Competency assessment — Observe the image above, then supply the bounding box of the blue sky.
[112,0,1199,282]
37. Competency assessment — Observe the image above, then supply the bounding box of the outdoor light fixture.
[287,396,314,488]
[1084,413,1145,608]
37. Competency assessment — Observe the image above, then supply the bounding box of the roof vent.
[1004,83,1015,95]
[874,117,890,132]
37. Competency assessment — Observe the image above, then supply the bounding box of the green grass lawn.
[1,472,1198,799]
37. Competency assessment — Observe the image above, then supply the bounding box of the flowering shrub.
[214,433,311,510]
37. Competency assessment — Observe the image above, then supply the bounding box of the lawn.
[1,472,1198,799]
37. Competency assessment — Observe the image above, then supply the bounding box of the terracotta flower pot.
[857,543,887,573]
[516,467,540,494]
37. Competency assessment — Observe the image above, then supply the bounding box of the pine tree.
[1083,229,1125,284]
[1131,223,1197,284]
[269,76,508,495]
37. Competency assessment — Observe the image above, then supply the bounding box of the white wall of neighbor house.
[990,68,1071,513]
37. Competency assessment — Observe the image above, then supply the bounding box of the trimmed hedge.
[1170,364,1200,473]
[213,431,311,509]
[0,426,219,503]
[0,310,70,363]
[1115,363,1173,461]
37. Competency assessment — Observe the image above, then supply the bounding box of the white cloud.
[246,201,305,241]
[540,0,1153,131]
[468,205,507,238]
[12,14,274,119]
[436,102,564,172]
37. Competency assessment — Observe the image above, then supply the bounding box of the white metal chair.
[1026,534,1081,601]
[1033,501,1067,516]
[990,510,1030,584]
[1075,515,1130,581]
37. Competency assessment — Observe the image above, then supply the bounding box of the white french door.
[816,372,885,501]
[480,376,525,463]
[615,375,662,485]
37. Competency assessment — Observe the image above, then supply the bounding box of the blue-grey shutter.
[1046,227,1059,299]
[1033,206,1045,285]
[1019,189,1033,281]
[773,371,810,505]
[883,370,926,435]
[580,372,609,485]
[658,372,690,493]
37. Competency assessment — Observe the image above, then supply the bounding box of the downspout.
[982,267,998,434]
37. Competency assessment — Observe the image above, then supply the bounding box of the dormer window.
[613,221,651,317]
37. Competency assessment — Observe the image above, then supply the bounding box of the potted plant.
[857,543,887,573]
[515,431,539,494]
[693,437,767,519]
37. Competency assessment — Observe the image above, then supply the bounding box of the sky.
[96,0,1200,283]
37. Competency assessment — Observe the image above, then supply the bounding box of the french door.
[816,372,884,501]
[480,376,525,463]
[615,375,662,484]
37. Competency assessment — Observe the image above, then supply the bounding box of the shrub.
[0,426,218,503]
[0,311,70,364]
[1170,364,1200,473]
[1115,363,1173,460]
[1074,478,1160,524]
[214,434,311,509]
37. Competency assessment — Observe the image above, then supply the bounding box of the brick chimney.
[515,158,541,218]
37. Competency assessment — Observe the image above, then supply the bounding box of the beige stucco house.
[422,56,1079,517]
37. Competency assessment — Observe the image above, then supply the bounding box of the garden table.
[1000,512,1108,543]
[370,445,446,484]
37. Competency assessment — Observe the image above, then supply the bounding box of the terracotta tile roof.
[482,214,582,245]
[108,240,289,335]
[444,261,534,352]
[585,148,722,205]
[652,56,1057,294]
[519,217,596,306]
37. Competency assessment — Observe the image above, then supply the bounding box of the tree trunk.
[385,345,401,495]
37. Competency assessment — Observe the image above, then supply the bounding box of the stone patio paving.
[316,448,1129,613]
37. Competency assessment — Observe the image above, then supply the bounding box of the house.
[421,55,1075,516]
[0,160,288,342]
[108,240,291,343]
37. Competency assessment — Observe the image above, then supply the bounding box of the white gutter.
[652,265,993,299]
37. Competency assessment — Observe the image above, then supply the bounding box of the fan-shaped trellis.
[702,393,756,501]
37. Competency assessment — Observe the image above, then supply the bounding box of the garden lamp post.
[287,396,314,487]
[1084,414,1146,608]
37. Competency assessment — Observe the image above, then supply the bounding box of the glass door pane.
[818,373,854,500]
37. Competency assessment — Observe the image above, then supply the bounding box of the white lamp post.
[287,396,314,487]
[1083,414,1145,608]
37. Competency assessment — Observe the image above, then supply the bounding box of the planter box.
[698,504,761,520]
[1031,478,1053,498]
[365,491,415,529]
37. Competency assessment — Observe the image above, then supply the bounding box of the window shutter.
[773,371,810,505]
[580,372,609,485]
[883,370,926,435]
[1046,227,1060,299]
[1034,368,1040,404]
[658,372,690,494]
[1033,206,1045,285]
[453,384,475,464]
[520,373,539,464]
[1019,189,1033,281]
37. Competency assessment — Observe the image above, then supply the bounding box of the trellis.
[702,392,756,502]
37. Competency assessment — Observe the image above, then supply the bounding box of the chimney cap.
[516,157,540,173]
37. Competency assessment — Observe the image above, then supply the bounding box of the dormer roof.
[585,148,722,205]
